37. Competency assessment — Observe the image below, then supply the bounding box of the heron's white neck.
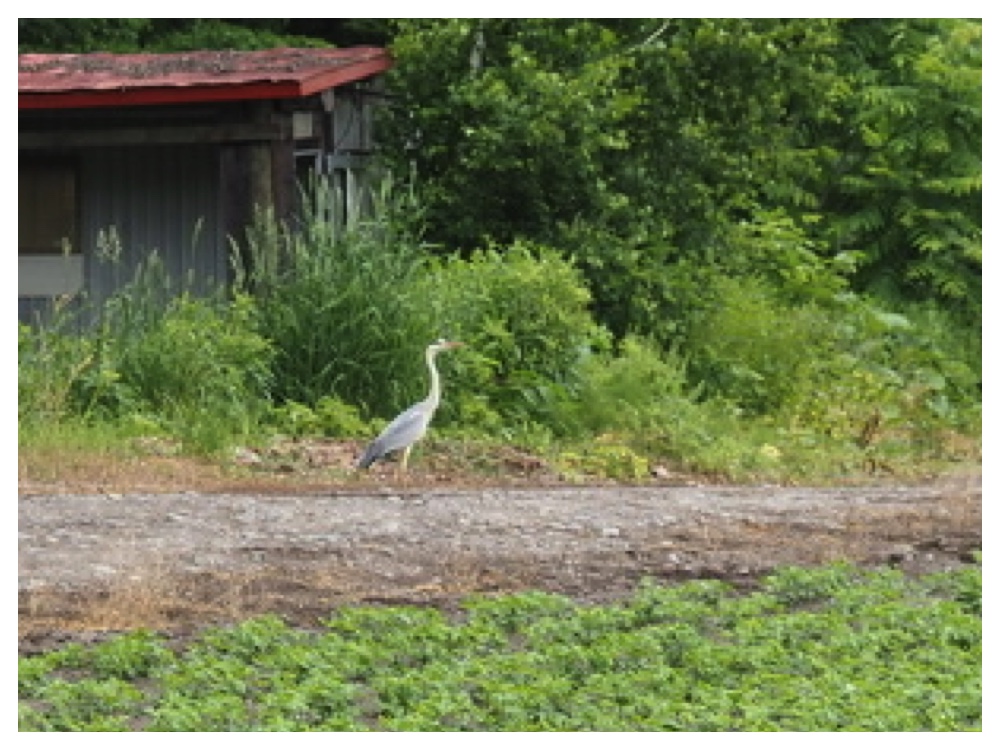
[425,346,443,409]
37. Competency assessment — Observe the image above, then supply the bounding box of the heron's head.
[429,338,464,354]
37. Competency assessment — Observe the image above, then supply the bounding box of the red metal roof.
[19,47,392,110]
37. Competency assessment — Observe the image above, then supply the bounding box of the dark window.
[19,159,78,255]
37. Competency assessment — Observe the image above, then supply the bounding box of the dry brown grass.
[18,559,534,645]
[20,453,231,495]
[18,436,570,496]
[18,439,363,495]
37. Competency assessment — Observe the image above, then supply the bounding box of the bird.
[356,339,464,475]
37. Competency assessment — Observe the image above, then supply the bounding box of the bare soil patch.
[18,444,981,656]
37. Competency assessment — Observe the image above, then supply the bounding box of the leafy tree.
[17,19,325,52]
[18,19,154,52]
[380,19,846,245]
[378,19,980,329]
[381,19,639,249]
[819,19,981,319]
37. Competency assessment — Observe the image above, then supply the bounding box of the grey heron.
[356,339,464,474]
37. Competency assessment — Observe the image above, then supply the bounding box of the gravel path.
[18,474,981,650]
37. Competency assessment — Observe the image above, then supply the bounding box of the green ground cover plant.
[19,561,981,731]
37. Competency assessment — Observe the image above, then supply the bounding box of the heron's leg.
[396,445,412,485]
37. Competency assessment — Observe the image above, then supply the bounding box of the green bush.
[777,298,980,455]
[548,335,689,436]
[106,294,271,412]
[680,274,980,446]
[684,275,832,416]
[417,241,611,431]
[268,396,370,439]
[559,221,684,346]
[19,255,274,453]
[88,292,273,452]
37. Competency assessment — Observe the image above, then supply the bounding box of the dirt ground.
[18,450,982,655]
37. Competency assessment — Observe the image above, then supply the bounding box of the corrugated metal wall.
[19,143,226,325]
[81,143,225,305]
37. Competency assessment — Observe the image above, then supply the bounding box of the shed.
[18,47,393,323]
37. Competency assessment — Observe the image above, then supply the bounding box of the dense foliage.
[380,19,981,325]
[18,191,980,477]
[19,562,981,731]
[415,242,611,432]
[18,19,980,479]
[17,19,331,52]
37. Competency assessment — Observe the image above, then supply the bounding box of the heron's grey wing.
[357,400,433,468]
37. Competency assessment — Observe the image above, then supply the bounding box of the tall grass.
[235,176,437,419]
[18,297,95,426]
